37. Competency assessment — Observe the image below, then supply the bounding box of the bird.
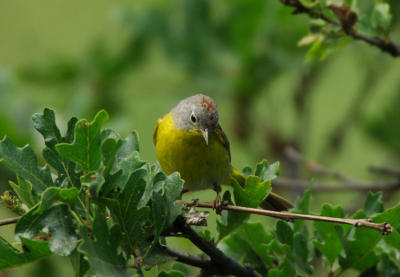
[153,94,292,211]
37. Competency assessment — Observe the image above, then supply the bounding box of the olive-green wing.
[214,124,231,162]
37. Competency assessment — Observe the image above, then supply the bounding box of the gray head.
[171,94,219,144]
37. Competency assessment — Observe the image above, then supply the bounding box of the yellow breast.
[154,113,231,191]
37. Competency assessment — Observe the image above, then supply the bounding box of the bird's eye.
[190,113,197,123]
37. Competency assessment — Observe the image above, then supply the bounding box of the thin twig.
[281,146,400,192]
[0,216,20,226]
[176,200,393,235]
[173,216,262,277]
[280,0,400,57]
[368,166,400,178]
[285,146,358,183]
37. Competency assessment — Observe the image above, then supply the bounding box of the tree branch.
[368,165,400,178]
[285,146,357,183]
[280,146,400,192]
[176,200,393,235]
[172,216,262,277]
[280,0,400,57]
[163,246,211,269]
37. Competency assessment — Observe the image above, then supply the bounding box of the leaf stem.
[70,209,86,226]
[176,200,393,235]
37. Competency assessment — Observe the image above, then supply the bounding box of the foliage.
[285,0,396,60]
[0,109,399,276]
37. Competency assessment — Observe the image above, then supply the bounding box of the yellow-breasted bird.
[153,94,292,211]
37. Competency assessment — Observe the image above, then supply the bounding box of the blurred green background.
[1,0,400,276]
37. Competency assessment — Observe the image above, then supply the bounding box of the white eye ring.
[190,112,197,123]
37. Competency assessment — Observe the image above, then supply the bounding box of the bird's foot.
[213,184,224,214]
[213,194,228,215]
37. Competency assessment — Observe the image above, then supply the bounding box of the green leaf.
[218,176,271,241]
[141,241,176,268]
[292,187,311,233]
[9,176,38,208]
[151,172,184,243]
[276,220,293,246]
[268,257,295,277]
[79,213,128,277]
[300,0,318,9]
[107,168,151,253]
[377,254,400,277]
[110,132,144,190]
[32,108,63,149]
[223,223,274,275]
[138,162,165,209]
[254,160,280,181]
[374,204,400,251]
[81,166,105,199]
[340,203,400,272]
[158,272,184,277]
[56,110,109,173]
[339,227,379,272]
[371,3,392,36]
[293,233,313,275]
[313,204,344,265]
[33,108,80,187]
[15,204,78,256]
[364,191,384,217]
[0,236,51,270]
[0,136,54,193]
[241,166,253,177]
[69,249,90,277]
[233,175,271,207]
[38,187,79,212]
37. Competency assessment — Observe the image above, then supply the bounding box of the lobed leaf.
[0,137,54,193]
[364,191,384,217]
[313,204,344,265]
[56,110,109,173]
[0,236,51,270]
[15,204,78,256]
[79,213,128,277]
[9,176,38,208]
[33,108,80,187]
[106,168,151,253]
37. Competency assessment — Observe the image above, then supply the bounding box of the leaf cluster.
[0,108,183,276]
[295,0,394,60]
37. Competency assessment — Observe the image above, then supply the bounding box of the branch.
[172,216,262,277]
[285,146,358,183]
[176,200,393,235]
[0,216,20,226]
[281,146,400,192]
[163,246,211,269]
[280,0,400,57]
[368,165,400,179]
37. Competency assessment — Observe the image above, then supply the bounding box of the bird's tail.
[228,167,293,211]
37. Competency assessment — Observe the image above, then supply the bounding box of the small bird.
[154,94,292,211]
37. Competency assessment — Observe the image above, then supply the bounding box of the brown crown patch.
[201,96,216,112]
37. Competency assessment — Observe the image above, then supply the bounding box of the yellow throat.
[154,112,231,191]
